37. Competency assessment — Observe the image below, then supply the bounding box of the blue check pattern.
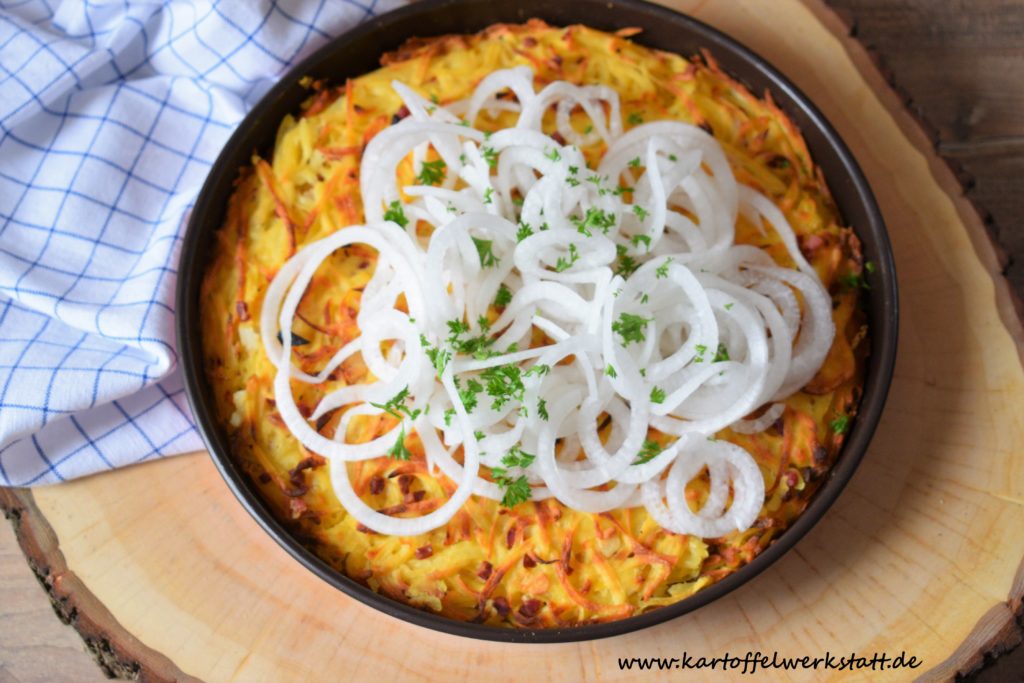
[0,0,403,486]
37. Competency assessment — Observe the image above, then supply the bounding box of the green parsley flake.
[537,398,549,421]
[387,427,411,460]
[831,414,850,435]
[627,112,643,125]
[516,222,534,242]
[555,243,580,272]
[573,207,616,236]
[494,283,513,308]
[713,343,730,362]
[383,200,408,228]
[632,205,649,221]
[612,312,652,347]
[628,156,641,169]
[472,236,500,268]
[545,147,561,162]
[650,386,666,404]
[416,159,446,186]
[482,146,497,168]
[605,364,618,378]
[633,439,663,465]
[483,187,494,204]
[655,257,673,278]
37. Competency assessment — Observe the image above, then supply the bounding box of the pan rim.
[175,0,898,644]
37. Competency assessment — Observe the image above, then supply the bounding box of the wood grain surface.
[2,1,1023,681]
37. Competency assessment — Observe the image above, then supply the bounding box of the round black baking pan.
[177,0,898,643]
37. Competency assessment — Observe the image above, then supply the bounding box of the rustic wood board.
[3,0,1024,680]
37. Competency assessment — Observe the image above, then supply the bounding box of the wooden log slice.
[2,1,1023,680]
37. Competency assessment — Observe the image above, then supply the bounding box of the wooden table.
[2,1,1022,681]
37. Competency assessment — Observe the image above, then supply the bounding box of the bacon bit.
[286,455,324,497]
[523,553,537,569]
[698,120,714,135]
[407,490,427,503]
[315,408,338,434]
[369,475,385,495]
[288,497,308,519]
[491,596,511,618]
[813,445,828,465]
[514,599,543,625]
[551,131,566,145]
[415,545,433,559]
[377,502,408,516]
[799,233,826,258]
[523,36,537,47]
[235,300,250,322]
[398,474,414,495]
[391,105,410,124]
[477,561,493,580]
[506,525,517,549]
[258,472,271,485]
[356,523,377,534]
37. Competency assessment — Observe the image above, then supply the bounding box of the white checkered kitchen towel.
[0,0,405,486]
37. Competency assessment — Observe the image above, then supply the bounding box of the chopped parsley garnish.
[573,207,616,236]
[694,344,707,362]
[614,244,640,278]
[555,243,580,272]
[650,386,666,404]
[387,427,412,460]
[612,185,632,196]
[583,124,593,134]
[472,236,500,268]
[483,187,494,204]
[525,363,550,378]
[632,205,649,220]
[633,439,663,465]
[839,271,870,290]
[655,257,673,278]
[864,260,877,274]
[481,146,497,168]
[605,364,618,378]
[490,447,536,507]
[446,318,495,358]
[516,222,534,242]
[443,408,455,426]
[713,343,730,362]
[631,234,651,250]
[612,312,652,347]
[831,414,850,435]
[627,112,644,125]
[456,377,483,412]
[494,283,513,308]
[568,165,579,175]
[724,302,734,310]
[628,156,641,169]
[479,363,526,410]
[420,335,451,376]
[668,153,678,162]
[370,386,422,421]
[566,176,581,187]
[537,398,549,421]
[416,159,446,186]
[383,200,408,228]
[544,147,562,162]
[640,293,649,304]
